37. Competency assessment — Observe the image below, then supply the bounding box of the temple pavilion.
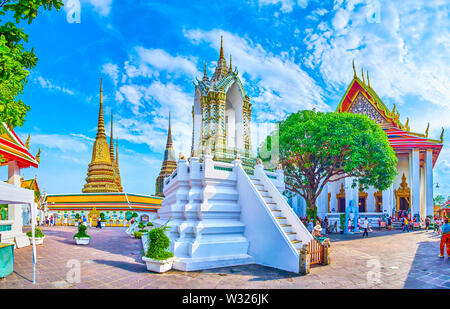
[289,63,444,225]
[0,122,40,246]
[45,79,162,226]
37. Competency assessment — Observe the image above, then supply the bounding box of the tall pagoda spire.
[82,78,119,193]
[212,36,229,81]
[155,112,177,196]
[115,137,123,192]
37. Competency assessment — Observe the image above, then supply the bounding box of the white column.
[425,149,434,217]
[409,149,420,217]
[8,161,24,234]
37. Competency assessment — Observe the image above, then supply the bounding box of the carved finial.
[366,70,370,88]
[405,117,410,131]
[277,163,283,170]
[229,55,232,71]
[361,68,365,84]
[440,127,444,143]
[425,122,429,137]
[35,148,41,164]
[352,59,357,78]
[391,104,396,116]
[235,153,241,160]
[203,60,208,81]
[179,152,185,160]
[25,134,30,149]
[256,158,263,165]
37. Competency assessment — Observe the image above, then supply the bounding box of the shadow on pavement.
[403,237,450,289]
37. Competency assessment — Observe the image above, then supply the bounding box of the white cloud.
[84,0,112,16]
[35,76,75,95]
[30,134,89,153]
[258,0,308,13]
[184,28,328,121]
[102,63,120,85]
[302,0,450,133]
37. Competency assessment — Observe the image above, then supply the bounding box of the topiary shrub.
[75,213,80,220]
[26,227,45,238]
[138,221,145,229]
[147,222,153,227]
[73,224,91,239]
[145,223,174,261]
[133,231,143,239]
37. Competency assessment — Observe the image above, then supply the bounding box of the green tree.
[279,110,398,217]
[0,0,63,127]
[434,194,446,206]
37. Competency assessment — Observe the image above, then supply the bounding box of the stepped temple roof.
[0,123,39,168]
[338,62,443,167]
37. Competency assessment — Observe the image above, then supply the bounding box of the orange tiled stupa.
[82,78,119,193]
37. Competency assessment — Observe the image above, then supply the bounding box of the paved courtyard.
[0,226,449,289]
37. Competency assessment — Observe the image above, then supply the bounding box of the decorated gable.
[347,92,389,126]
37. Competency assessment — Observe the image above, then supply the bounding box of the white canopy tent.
[0,181,37,284]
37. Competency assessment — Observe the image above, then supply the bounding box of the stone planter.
[28,236,45,245]
[142,256,174,273]
[74,222,79,227]
[74,237,90,245]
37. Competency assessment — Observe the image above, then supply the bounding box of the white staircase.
[250,176,304,251]
[154,156,313,274]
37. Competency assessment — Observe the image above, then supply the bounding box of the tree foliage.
[0,0,63,127]
[279,110,398,213]
[434,194,446,206]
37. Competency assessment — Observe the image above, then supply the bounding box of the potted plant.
[26,227,45,245]
[74,213,80,227]
[133,231,143,239]
[142,223,174,273]
[100,213,106,227]
[73,224,91,245]
[339,213,346,234]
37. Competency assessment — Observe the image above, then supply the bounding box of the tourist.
[63,216,68,226]
[357,217,361,230]
[438,217,450,258]
[348,218,352,233]
[387,216,392,231]
[89,217,93,227]
[307,219,314,233]
[402,217,409,232]
[50,216,54,226]
[36,215,40,226]
[362,217,369,237]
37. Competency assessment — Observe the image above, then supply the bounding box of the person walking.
[362,217,369,237]
[425,216,430,232]
[438,217,450,258]
[387,216,392,231]
[403,217,409,232]
[348,218,352,233]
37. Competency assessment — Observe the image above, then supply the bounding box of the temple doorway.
[395,173,411,214]
[336,183,346,212]
[358,197,366,213]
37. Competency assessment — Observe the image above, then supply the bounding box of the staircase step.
[276,217,286,219]
[291,240,302,244]
[280,224,291,227]
[271,209,281,212]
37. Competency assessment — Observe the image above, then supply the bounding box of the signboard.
[141,215,149,222]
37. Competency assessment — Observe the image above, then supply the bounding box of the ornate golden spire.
[212,36,229,81]
[229,55,233,71]
[352,59,357,78]
[367,70,370,88]
[405,117,410,131]
[202,60,209,82]
[82,78,119,193]
[35,148,41,164]
[361,68,365,84]
[220,35,224,59]
[25,134,30,149]
[440,127,444,143]
[425,122,429,137]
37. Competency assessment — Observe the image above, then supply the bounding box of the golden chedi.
[82,78,119,193]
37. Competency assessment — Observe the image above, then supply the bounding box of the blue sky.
[5,0,449,197]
